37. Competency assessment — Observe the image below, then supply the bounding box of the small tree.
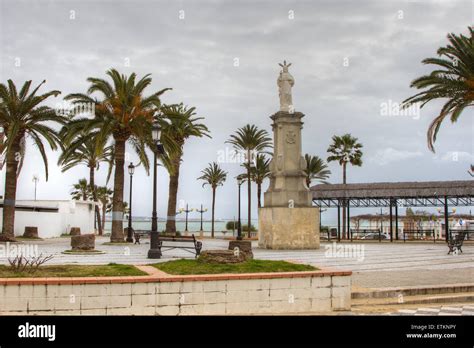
[71,178,90,201]
[197,162,227,238]
[304,154,331,187]
[327,134,363,239]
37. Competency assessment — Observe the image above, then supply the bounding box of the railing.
[403,229,436,243]
[350,229,383,242]
[449,229,474,241]
[320,228,338,241]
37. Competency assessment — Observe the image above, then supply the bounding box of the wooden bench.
[159,234,202,258]
[133,231,202,257]
[447,231,466,255]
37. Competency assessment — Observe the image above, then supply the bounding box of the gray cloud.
[1,0,473,224]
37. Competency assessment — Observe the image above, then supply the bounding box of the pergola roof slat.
[311,180,474,199]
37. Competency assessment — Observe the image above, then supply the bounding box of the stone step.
[352,292,474,307]
[350,301,474,315]
[352,283,474,299]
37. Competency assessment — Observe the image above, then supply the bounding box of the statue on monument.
[277,60,294,113]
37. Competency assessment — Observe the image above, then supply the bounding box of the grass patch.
[152,259,317,275]
[62,249,105,254]
[0,263,146,278]
[101,242,134,245]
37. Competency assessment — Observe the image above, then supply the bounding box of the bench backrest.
[159,234,196,243]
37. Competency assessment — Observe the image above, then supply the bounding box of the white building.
[0,200,96,238]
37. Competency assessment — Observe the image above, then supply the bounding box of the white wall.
[0,274,352,315]
[0,200,96,238]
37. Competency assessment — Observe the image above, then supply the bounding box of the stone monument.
[258,61,320,249]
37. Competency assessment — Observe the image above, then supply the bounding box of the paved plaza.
[1,237,473,289]
[391,305,474,316]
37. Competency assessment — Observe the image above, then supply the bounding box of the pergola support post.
[444,196,449,242]
[347,199,351,242]
[394,199,399,240]
[389,200,393,242]
[337,201,341,242]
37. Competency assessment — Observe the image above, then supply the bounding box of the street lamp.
[319,208,327,232]
[126,162,135,243]
[375,208,386,235]
[237,175,244,240]
[197,204,207,232]
[148,122,164,259]
[182,204,194,232]
[246,151,256,239]
[32,175,39,201]
[437,207,456,241]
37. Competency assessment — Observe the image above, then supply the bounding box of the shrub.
[226,221,240,230]
[242,224,257,232]
[8,254,54,274]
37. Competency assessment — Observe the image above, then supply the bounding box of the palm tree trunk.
[166,156,181,234]
[342,162,347,239]
[89,166,102,236]
[211,187,216,238]
[110,139,126,242]
[1,138,21,241]
[101,203,106,232]
[247,163,251,239]
[257,182,262,208]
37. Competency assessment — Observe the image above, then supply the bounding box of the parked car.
[361,233,390,240]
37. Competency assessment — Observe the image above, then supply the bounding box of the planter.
[70,227,81,236]
[71,234,95,251]
[228,240,253,259]
[23,226,39,239]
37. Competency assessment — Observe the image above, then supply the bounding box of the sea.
[103,218,259,238]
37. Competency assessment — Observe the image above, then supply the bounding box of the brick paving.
[1,237,473,289]
[389,304,474,316]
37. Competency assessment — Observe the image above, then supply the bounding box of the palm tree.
[96,186,113,232]
[64,69,170,242]
[402,27,474,152]
[71,178,90,201]
[1,132,26,178]
[160,103,210,234]
[304,154,331,187]
[327,134,363,239]
[197,162,227,238]
[58,131,113,235]
[0,80,63,241]
[249,154,271,208]
[227,124,272,238]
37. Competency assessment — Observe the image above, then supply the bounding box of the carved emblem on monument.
[286,130,296,144]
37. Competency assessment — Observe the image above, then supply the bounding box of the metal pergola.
[311,180,474,242]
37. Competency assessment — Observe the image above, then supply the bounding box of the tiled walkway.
[1,237,473,288]
[389,304,474,316]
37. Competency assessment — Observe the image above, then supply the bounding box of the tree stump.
[70,227,81,236]
[23,226,39,238]
[199,250,247,264]
[71,234,95,251]
[228,240,253,259]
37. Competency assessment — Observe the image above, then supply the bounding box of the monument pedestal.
[258,207,320,249]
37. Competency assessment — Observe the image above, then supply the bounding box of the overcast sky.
[1,0,473,224]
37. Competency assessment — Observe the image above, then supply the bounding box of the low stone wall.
[0,268,351,315]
